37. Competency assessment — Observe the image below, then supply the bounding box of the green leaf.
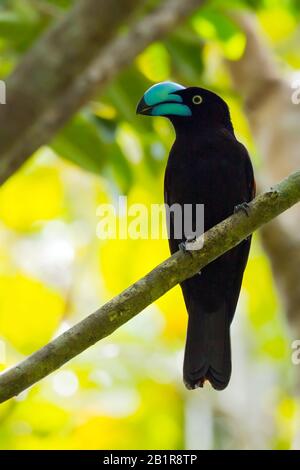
[192,7,241,42]
[105,66,153,132]
[0,12,33,40]
[105,144,134,194]
[51,112,107,174]
[165,35,204,83]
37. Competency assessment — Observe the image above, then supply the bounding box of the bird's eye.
[192,95,203,105]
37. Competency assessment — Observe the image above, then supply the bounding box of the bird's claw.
[234,202,250,217]
[179,240,193,256]
[179,241,188,252]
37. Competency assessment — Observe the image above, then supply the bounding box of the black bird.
[137,82,255,390]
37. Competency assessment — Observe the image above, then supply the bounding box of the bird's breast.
[165,133,250,231]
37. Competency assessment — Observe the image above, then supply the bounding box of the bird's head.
[136,81,233,132]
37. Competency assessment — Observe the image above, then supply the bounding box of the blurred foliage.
[0,0,299,451]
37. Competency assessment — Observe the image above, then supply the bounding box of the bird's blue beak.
[136,81,192,117]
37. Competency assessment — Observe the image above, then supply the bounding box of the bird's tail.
[183,302,231,391]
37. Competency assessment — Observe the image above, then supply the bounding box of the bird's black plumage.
[137,84,255,390]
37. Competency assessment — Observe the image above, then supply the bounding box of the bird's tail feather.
[183,303,231,391]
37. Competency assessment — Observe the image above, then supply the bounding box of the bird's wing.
[225,144,255,321]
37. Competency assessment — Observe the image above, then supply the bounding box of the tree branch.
[0,170,300,404]
[0,0,141,178]
[0,0,204,184]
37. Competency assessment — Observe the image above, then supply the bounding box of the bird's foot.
[179,236,196,255]
[179,241,190,253]
[234,202,250,217]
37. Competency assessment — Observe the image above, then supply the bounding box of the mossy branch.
[0,170,300,403]
[0,0,204,184]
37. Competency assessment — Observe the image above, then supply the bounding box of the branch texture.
[0,171,300,403]
[0,0,204,184]
[0,0,140,179]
